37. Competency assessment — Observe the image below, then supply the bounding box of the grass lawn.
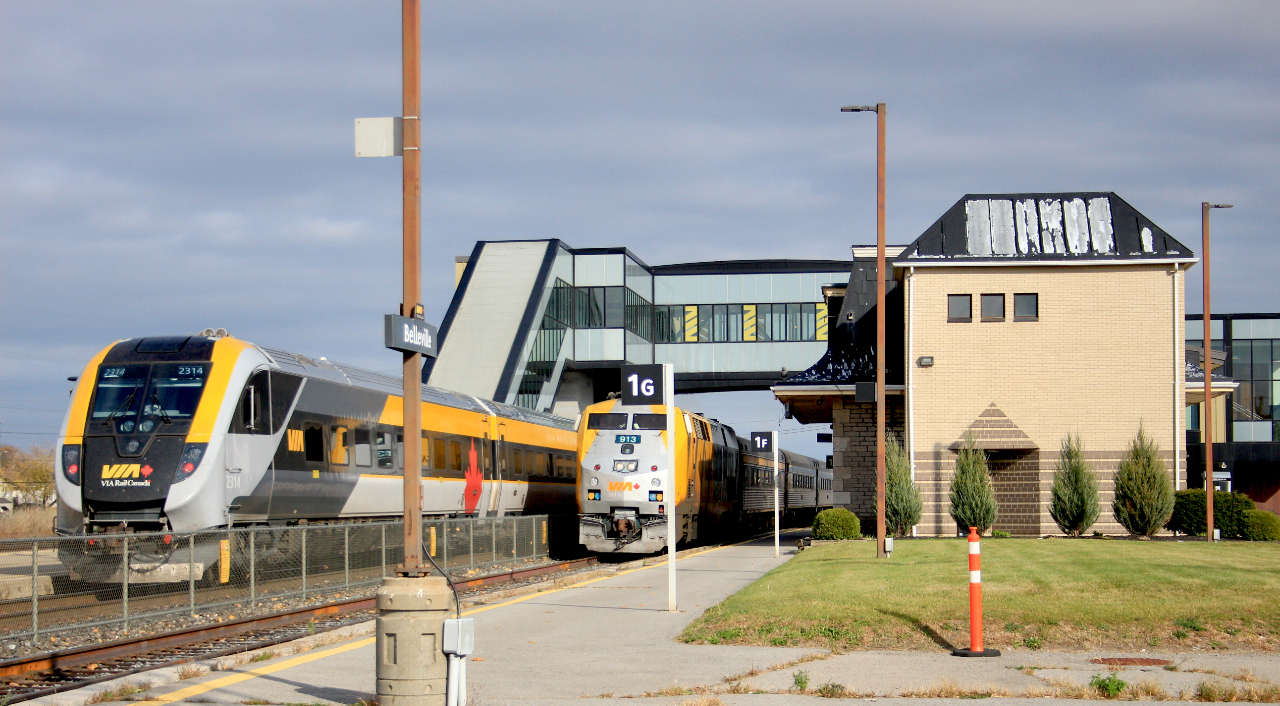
[682,538,1280,653]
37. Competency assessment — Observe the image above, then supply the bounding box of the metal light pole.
[1201,202,1232,543]
[842,103,888,559]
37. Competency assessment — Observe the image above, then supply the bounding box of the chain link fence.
[0,515,550,642]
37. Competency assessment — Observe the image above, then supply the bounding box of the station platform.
[36,530,1280,706]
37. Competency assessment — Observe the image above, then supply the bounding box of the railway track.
[0,556,598,703]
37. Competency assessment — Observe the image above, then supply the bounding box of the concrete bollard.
[376,576,453,705]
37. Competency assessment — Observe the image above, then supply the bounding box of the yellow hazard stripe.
[683,305,698,342]
[816,302,828,341]
[742,304,756,342]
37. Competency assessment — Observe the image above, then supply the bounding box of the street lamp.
[842,103,887,559]
[1201,202,1231,542]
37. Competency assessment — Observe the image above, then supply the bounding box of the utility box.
[376,576,452,705]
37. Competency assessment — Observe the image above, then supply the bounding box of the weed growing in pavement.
[349,700,379,706]
[84,680,153,704]
[1175,617,1205,632]
[177,664,208,680]
[1164,665,1179,672]
[1124,680,1170,700]
[792,670,810,691]
[1195,680,1280,702]
[240,701,270,705]
[900,683,1007,699]
[815,682,847,698]
[1090,672,1127,698]
[249,651,277,663]
[678,698,724,706]
[1022,636,1043,650]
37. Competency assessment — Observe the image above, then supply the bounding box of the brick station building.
[773,193,1202,536]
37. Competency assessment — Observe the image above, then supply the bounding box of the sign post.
[621,364,676,612]
[751,431,779,557]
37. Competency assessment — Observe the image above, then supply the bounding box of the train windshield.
[631,414,666,430]
[586,413,627,430]
[90,363,211,432]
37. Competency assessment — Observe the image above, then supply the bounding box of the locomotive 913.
[54,332,578,583]
[576,399,832,553]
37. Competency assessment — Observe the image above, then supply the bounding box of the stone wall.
[832,397,905,529]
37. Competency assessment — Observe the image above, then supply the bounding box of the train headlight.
[651,477,661,487]
[173,443,207,483]
[589,477,599,487]
[61,445,81,486]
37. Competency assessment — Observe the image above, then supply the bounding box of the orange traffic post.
[952,527,1000,657]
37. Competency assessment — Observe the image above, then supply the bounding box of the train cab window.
[331,427,350,467]
[233,371,270,435]
[448,440,463,472]
[433,438,446,471]
[303,424,326,463]
[632,414,666,430]
[353,428,372,467]
[269,371,303,434]
[586,413,627,430]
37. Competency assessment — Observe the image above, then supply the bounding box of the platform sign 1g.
[621,364,665,406]
[750,431,774,454]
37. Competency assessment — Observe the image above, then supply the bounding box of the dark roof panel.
[896,192,1195,265]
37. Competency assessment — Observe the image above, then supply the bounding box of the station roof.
[895,192,1197,266]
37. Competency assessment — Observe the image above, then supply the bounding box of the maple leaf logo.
[140,465,153,478]
[463,439,483,514]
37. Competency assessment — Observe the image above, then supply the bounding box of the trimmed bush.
[1112,426,1174,537]
[1049,434,1100,536]
[1241,509,1280,541]
[885,437,921,537]
[949,435,997,534]
[813,508,861,540]
[1166,489,1256,537]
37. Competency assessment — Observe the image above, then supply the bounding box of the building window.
[981,294,1005,321]
[1014,293,1038,321]
[947,294,971,322]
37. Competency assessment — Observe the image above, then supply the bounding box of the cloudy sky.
[3,1,1277,455]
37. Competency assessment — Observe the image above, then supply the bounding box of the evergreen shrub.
[885,437,922,537]
[1112,426,1174,537]
[1166,489,1256,537]
[1049,434,1099,536]
[813,508,861,540]
[1241,509,1280,541]
[949,435,997,534]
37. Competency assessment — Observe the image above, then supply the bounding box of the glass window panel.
[713,304,727,342]
[331,426,349,466]
[605,286,625,328]
[787,303,802,341]
[449,440,463,471]
[948,294,971,322]
[981,294,1005,320]
[434,438,446,470]
[1233,382,1253,421]
[1231,342,1250,379]
[773,304,788,342]
[353,427,372,467]
[1014,293,1038,320]
[802,303,816,340]
[1253,340,1271,382]
[728,304,743,342]
[632,414,667,430]
[376,431,395,470]
[698,305,713,342]
[668,306,684,343]
[586,413,628,430]
[511,447,523,474]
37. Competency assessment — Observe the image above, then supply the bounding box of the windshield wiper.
[150,393,172,425]
[102,384,140,428]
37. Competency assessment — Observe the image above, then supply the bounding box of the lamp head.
[841,105,876,112]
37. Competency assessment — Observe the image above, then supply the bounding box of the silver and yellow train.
[55,333,578,581]
[576,399,832,553]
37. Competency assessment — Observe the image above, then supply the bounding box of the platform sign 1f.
[621,364,665,406]
[750,432,774,454]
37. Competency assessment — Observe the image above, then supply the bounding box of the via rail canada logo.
[607,481,641,492]
[101,464,153,487]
